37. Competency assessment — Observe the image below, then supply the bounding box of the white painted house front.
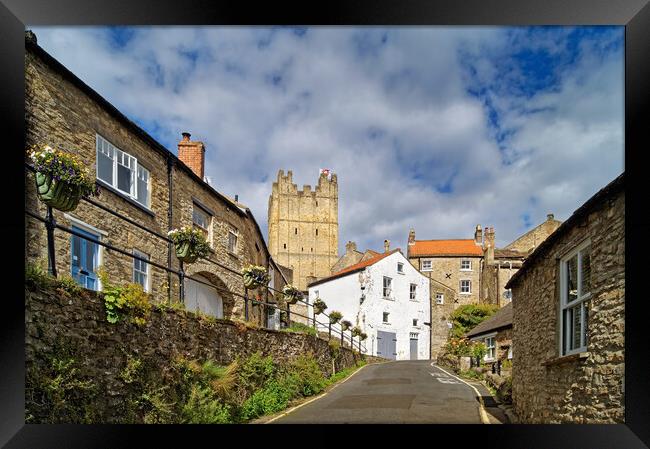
[308,249,430,361]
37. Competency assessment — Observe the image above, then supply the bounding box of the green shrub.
[449,304,499,337]
[181,384,232,424]
[239,378,294,421]
[287,355,326,397]
[236,352,275,394]
[458,369,483,380]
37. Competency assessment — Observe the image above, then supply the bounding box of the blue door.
[70,226,100,290]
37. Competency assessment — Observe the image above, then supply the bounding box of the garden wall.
[25,281,380,422]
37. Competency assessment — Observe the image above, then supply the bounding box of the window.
[561,242,591,356]
[397,262,404,273]
[421,260,432,271]
[268,266,275,288]
[295,228,298,234]
[460,259,472,271]
[133,250,150,292]
[383,276,392,298]
[460,280,471,294]
[316,229,318,236]
[228,230,238,254]
[412,319,418,327]
[70,226,101,291]
[484,336,496,360]
[96,134,150,208]
[436,293,444,305]
[409,284,417,300]
[283,243,286,249]
[383,312,390,323]
[507,346,513,360]
[192,203,211,243]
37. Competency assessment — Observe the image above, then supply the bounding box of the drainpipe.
[167,156,174,304]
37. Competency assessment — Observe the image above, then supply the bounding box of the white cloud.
[30,26,623,253]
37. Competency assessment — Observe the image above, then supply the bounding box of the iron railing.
[25,164,367,353]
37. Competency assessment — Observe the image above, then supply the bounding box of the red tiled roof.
[308,249,401,287]
[409,239,483,257]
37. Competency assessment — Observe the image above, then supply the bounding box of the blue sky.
[31,26,624,253]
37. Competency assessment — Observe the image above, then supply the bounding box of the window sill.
[96,179,154,217]
[397,271,405,275]
[541,351,590,367]
[459,292,472,295]
[382,296,395,301]
[227,250,239,258]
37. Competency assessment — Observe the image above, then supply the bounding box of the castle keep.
[268,170,339,290]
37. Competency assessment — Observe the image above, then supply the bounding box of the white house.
[307,248,430,360]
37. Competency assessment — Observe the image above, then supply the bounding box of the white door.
[185,275,223,318]
[267,307,280,330]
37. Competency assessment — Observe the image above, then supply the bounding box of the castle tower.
[268,169,339,291]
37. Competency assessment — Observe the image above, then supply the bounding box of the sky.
[30,26,624,254]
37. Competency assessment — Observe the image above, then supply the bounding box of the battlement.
[273,169,337,198]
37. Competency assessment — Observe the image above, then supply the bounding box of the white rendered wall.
[308,252,430,360]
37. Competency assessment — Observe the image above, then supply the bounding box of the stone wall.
[25,41,275,324]
[510,189,624,424]
[428,280,458,359]
[26,282,373,423]
[268,170,339,290]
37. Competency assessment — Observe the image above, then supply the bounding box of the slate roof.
[409,239,483,257]
[466,302,513,338]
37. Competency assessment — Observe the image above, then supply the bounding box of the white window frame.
[409,283,417,300]
[460,259,472,271]
[96,134,151,208]
[382,276,392,299]
[560,240,592,356]
[192,203,212,246]
[421,259,432,272]
[435,293,444,305]
[397,262,404,274]
[227,230,238,254]
[460,279,472,295]
[132,249,150,293]
[483,334,497,361]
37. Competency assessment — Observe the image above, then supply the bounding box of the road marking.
[264,363,370,424]
[432,363,490,425]
[436,377,460,384]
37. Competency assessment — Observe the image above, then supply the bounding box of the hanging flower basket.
[242,265,270,289]
[28,144,99,212]
[280,310,289,326]
[282,284,303,304]
[359,332,368,341]
[340,320,352,332]
[329,311,343,325]
[351,326,362,338]
[168,226,211,264]
[313,298,327,315]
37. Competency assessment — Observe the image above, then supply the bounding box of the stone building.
[480,215,562,307]
[24,32,287,325]
[267,169,339,291]
[407,231,482,358]
[506,173,624,423]
[308,243,430,361]
[330,240,380,274]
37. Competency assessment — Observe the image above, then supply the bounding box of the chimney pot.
[182,132,191,141]
[384,239,390,253]
[235,195,239,202]
[547,213,554,221]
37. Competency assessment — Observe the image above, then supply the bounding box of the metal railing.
[25,164,367,353]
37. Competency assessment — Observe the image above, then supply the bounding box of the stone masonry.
[268,170,339,291]
[24,36,278,324]
[508,174,624,423]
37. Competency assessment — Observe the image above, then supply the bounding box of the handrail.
[25,164,367,353]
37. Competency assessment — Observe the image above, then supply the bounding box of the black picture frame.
[1,0,648,447]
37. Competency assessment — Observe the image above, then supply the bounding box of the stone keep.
[268,170,339,291]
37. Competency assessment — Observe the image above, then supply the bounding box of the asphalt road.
[269,360,506,424]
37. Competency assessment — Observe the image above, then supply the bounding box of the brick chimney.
[345,241,357,254]
[178,132,206,180]
[474,224,483,245]
[384,239,390,253]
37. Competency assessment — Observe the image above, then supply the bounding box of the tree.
[449,304,499,338]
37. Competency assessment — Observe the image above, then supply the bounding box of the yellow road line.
[432,363,491,424]
[264,363,370,424]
